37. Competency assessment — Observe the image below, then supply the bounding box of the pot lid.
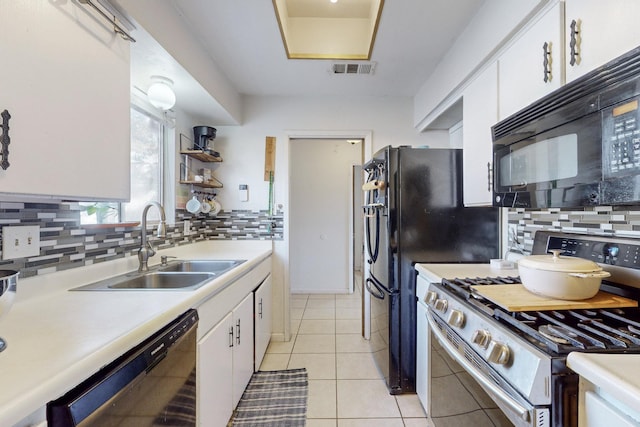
[518,250,603,273]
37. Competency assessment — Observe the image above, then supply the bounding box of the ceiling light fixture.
[273,0,384,60]
[147,76,176,110]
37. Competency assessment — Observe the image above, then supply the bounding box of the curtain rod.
[78,0,136,43]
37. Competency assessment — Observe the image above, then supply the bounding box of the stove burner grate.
[442,276,521,300]
[439,275,640,355]
[538,325,575,345]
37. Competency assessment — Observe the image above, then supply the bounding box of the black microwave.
[492,46,640,208]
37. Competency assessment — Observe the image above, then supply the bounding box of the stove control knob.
[434,299,448,313]
[425,291,438,306]
[486,340,511,365]
[471,329,491,349]
[447,309,465,328]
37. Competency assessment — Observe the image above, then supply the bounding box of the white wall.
[289,139,362,294]
[214,95,441,212]
[413,0,546,130]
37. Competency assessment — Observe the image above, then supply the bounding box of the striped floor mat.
[230,368,308,426]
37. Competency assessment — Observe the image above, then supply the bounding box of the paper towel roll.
[362,180,385,191]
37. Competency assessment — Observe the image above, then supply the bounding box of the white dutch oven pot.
[517,250,611,300]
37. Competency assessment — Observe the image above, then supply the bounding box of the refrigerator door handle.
[369,273,397,296]
[374,274,397,295]
[365,277,385,300]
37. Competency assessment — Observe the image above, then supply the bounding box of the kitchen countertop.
[0,240,271,426]
[417,262,640,419]
[567,352,640,413]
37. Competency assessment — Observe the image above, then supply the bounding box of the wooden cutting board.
[471,284,638,312]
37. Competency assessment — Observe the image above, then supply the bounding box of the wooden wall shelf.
[180,150,223,162]
[179,178,223,188]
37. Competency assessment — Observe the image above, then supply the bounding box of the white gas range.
[415,231,640,427]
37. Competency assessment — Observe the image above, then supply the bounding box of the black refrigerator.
[364,145,499,394]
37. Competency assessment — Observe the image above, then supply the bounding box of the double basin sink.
[73,260,246,291]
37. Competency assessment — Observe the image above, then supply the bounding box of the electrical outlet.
[183,220,191,236]
[2,225,41,260]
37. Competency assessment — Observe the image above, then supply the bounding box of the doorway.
[289,138,363,293]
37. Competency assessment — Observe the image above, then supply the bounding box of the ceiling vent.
[331,62,376,75]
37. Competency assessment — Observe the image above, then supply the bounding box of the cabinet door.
[416,298,428,413]
[566,0,640,83]
[0,1,130,200]
[197,312,234,427]
[498,2,564,120]
[232,293,255,407]
[463,62,498,206]
[254,274,272,371]
[583,391,639,427]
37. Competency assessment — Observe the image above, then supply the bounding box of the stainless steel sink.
[108,272,215,289]
[72,271,215,291]
[159,259,246,274]
[71,259,246,291]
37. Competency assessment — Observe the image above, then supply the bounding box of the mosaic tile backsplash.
[506,205,640,255]
[0,201,283,278]
[5,201,639,279]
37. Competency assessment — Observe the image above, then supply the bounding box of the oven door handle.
[426,311,532,423]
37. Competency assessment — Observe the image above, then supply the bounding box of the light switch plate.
[239,184,249,202]
[2,225,41,260]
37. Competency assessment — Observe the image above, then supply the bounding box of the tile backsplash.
[0,201,283,278]
[506,205,640,255]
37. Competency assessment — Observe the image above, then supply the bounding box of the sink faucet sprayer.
[138,201,167,272]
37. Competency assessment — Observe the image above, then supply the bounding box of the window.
[80,106,164,224]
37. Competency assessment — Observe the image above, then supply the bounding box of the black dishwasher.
[47,309,198,427]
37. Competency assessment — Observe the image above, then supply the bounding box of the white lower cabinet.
[416,297,428,413]
[232,294,255,406]
[197,311,233,427]
[197,293,254,427]
[578,377,640,427]
[583,391,639,427]
[254,274,272,371]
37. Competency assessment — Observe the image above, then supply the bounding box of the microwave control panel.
[602,97,640,178]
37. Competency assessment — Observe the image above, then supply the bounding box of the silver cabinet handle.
[236,319,241,345]
[569,19,581,66]
[543,41,552,82]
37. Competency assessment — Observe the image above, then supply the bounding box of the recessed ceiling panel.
[273,0,384,60]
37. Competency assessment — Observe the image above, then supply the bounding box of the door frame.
[283,130,372,336]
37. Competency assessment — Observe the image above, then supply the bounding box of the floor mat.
[230,368,308,426]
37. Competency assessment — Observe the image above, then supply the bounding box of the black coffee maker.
[193,126,216,151]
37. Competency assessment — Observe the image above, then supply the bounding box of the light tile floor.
[259,282,428,426]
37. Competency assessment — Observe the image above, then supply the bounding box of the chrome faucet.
[138,201,167,272]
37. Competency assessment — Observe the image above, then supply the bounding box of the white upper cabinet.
[463,62,498,207]
[498,2,564,120]
[0,1,130,201]
[565,0,640,84]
